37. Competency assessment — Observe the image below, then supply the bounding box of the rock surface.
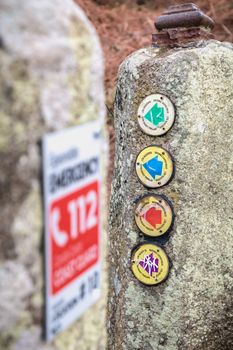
[0,0,106,349]
[108,40,233,350]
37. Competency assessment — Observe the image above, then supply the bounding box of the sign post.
[43,121,102,340]
[108,3,233,350]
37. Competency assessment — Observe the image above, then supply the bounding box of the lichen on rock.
[108,40,233,350]
[0,0,106,349]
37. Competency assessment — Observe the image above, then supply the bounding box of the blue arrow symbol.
[143,156,163,179]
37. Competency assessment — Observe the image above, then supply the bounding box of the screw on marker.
[152,3,215,46]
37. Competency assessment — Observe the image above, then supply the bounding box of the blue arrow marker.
[143,156,163,179]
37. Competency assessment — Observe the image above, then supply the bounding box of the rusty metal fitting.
[152,3,215,47]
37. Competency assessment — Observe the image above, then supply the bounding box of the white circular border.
[137,94,175,136]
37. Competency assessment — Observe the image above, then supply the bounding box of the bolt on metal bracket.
[152,3,215,47]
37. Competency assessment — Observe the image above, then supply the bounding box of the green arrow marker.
[144,103,165,126]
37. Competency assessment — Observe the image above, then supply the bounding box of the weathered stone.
[108,40,233,350]
[12,328,56,350]
[0,0,106,349]
[0,261,34,331]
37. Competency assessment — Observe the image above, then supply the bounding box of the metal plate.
[135,195,174,237]
[131,243,170,285]
[137,94,175,136]
[135,145,174,188]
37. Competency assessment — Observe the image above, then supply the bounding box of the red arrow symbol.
[142,207,162,228]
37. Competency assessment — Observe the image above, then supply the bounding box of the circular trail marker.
[135,145,174,188]
[137,94,175,136]
[135,195,174,237]
[131,243,170,285]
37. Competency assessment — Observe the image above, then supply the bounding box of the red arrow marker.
[142,207,162,228]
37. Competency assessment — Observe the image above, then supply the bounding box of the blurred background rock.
[0,0,106,349]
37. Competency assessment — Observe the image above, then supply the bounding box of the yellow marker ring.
[135,145,174,188]
[131,243,170,285]
[135,195,174,237]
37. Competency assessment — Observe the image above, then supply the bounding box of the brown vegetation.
[76,0,233,94]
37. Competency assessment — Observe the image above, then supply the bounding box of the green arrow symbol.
[144,103,165,126]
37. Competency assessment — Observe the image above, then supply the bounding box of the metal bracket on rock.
[152,3,215,46]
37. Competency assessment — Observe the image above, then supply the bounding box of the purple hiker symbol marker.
[139,253,159,277]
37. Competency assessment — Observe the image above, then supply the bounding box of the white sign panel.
[43,121,102,340]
